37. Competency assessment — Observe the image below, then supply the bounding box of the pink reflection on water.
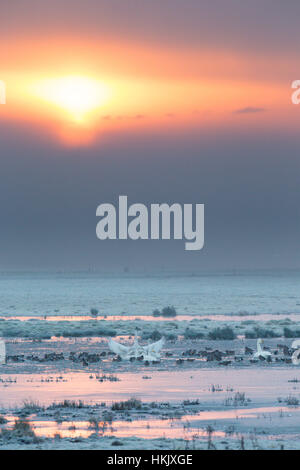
[2,405,293,440]
[1,368,299,408]
[2,414,226,440]
[1,313,300,322]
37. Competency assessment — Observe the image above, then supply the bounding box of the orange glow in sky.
[0,36,295,145]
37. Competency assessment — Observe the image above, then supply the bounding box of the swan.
[108,338,133,359]
[142,337,165,361]
[108,329,142,359]
[291,339,300,350]
[108,331,165,362]
[0,334,5,365]
[292,349,300,365]
[253,339,272,359]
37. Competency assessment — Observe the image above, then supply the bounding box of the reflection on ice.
[1,405,295,440]
[1,313,300,322]
[1,368,300,408]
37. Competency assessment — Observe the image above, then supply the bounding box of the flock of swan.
[252,338,300,364]
[108,334,300,365]
[1,332,300,365]
[108,333,300,365]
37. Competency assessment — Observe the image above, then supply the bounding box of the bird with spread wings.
[108,330,164,362]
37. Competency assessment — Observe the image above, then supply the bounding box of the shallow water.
[1,368,300,444]
[1,368,300,408]
[1,405,297,440]
[2,413,227,440]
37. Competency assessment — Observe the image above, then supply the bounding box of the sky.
[0,0,299,271]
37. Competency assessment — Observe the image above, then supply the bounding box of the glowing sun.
[31,75,111,122]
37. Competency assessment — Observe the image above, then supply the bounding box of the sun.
[31,75,111,122]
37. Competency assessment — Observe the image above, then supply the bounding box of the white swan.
[253,339,272,359]
[292,349,300,365]
[142,337,165,361]
[0,334,6,365]
[291,339,300,350]
[108,338,133,359]
[108,329,142,359]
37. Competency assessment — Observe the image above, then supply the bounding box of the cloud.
[234,106,266,114]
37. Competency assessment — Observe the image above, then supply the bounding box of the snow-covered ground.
[1,334,300,450]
